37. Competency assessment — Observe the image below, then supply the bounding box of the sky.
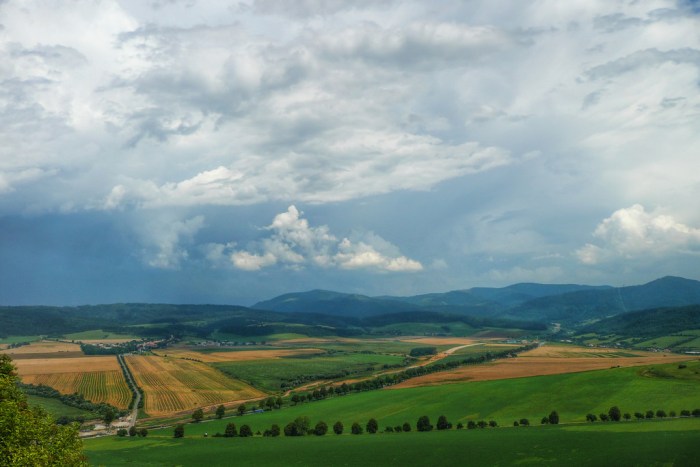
[1,0,699,306]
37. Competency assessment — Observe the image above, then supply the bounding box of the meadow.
[133,360,700,436]
[213,352,409,392]
[84,416,700,466]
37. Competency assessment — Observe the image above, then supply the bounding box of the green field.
[84,418,700,466]
[63,329,139,341]
[369,321,476,336]
[0,335,41,344]
[26,395,96,419]
[140,360,700,437]
[213,353,408,392]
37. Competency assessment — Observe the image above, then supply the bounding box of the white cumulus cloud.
[228,206,423,272]
[576,204,700,265]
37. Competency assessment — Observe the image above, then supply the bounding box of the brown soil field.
[125,355,264,416]
[389,351,694,389]
[522,345,645,358]
[152,347,325,363]
[0,340,82,355]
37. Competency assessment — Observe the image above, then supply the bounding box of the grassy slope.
[84,418,700,466]
[26,394,96,419]
[141,360,700,436]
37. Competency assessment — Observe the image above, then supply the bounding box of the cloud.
[137,215,205,269]
[229,205,422,272]
[576,204,700,265]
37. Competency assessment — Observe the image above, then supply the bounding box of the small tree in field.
[314,421,328,436]
[548,411,559,425]
[139,428,148,438]
[634,412,644,420]
[239,425,253,437]
[216,405,225,419]
[416,415,433,432]
[174,424,185,438]
[656,410,666,418]
[623,413,631,421]
[608,406,621,422]
[437,415,451,430]
[237,404,246,416]
[351,422,363,435]
[192,408,204,423]
[519,418,530,426]
[366,418,378,434]
[129,426,137,437]
[586,413,597,422]
[333,421,344,435]
[224,423,237,437]
[402,422,411,432]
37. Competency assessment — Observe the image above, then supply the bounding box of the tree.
[669,410,676,418]
[351,422,363,435]
[291,394,300,405]
[456,422,464,429]
[216,405,225,419]
[692,409,700,417]
[275,397,283,409]
[586,413,597,422]
[437,415,451,430]
[467,421,477,430]
[139,428,148,438]
[608,406,622,422]
[366,418,378,434]
[540,417,549,425]
[519,418,530,426]
[237,404,246,416]
[623,413,631,421]
[103,407,116,427]
[488,420,498,428]
[548,411,559,425]
[239,424,253,437]
[645,410,654,419]
[333,421,344,435]
[634,412,644,420]
[314,421,328,436]
[599,413,609,422]
[284,416,311,436]
[416,415,433,432]
[224,423,237,437]
[174,424,185,438]
[0,354,87,466]
[656,410,667,418]
[402,422,411,432]
[513,421,519,427]
[265,397,275,411]
[117,428,128,437]
[269,424,280,437]
[680,410,691,417]
[129,426,137,437]
[192,408,204,423]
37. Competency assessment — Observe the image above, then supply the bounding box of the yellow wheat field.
[0,340,84,359]
[125,355,264,416]
[14,356,131,409]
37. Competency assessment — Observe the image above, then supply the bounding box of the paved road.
[118,354,141,428]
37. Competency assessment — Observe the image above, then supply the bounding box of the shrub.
[174,424,184,438]
[351,422,363,435]
[333,421,343,435]
[239,425,253,437]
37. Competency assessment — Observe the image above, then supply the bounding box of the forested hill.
[577,304,700,337]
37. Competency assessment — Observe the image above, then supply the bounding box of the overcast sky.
[1,0,699,306]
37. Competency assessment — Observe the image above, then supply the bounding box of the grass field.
[63,329,139,344]
[84,417,700,466]
[213,352,408,392]
[125,355,264,416]
[135,360,700,436]
[26,394,97,419]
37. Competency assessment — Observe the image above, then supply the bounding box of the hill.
[578,304,700,338]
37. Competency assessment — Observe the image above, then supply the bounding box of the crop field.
[523,344,645,358]
[634,335,694,349]
[214,352,408,392]
[153,347,325,363]
[84,418,700,467]
[427,343,521,366]
[63,329,139,343]
[0,340,84,359]
[125,355,264,416]
[391,345,693,388]
[143,360,700,436]
[15,356,131,409]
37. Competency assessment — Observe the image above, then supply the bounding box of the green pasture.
[149,360,700,437]
[0,335,42,344]
[369,321,476,337]
[26,395,96,419]
[634,335,694,349]
[63,329,139,341]
[84,418,700,466]
[213,353,408,392]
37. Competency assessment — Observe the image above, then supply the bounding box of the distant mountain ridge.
[253,276,700,325]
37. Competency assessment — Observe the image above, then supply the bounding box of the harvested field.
[125,355,264,416]
[152,347,325,363]
[14,356,121,375]
[14,356,131,408]
[1,340,83,358]
[390,351,695,389]
[522,345,645,358]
